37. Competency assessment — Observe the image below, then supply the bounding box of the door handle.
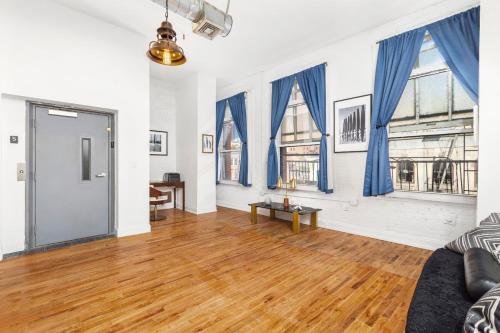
[95,173,107,178]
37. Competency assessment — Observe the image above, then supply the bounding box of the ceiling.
[52,0,448,87]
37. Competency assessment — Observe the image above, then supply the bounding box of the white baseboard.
[319,219,443,250]
[117,223,151,237]
[217,201,251,212]
[216,201,442,250]
[185,206,217,215]
[196,206,217,215]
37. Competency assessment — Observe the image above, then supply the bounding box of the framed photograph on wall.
[334,94,372,153]
[202,134,214,153]
[149,130,168,156]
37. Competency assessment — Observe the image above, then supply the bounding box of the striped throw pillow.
[446,225,500,262]
[481,213,500,226]
[464,282,500,332]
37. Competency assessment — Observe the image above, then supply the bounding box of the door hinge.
[32,119,36,128]
[111,141,114,149]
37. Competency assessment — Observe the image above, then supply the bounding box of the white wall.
[216,0,479,250]
[176,75,199,213]
[196,74,217,214]
[150,78,177,181]
[150,78,177,209]
[477,0,500,221]
[176,73,217,214]
[0,0,151,256]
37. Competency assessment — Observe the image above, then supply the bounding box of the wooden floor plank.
[0,207,430,332]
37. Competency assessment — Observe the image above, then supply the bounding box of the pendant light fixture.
[147,0,186,66]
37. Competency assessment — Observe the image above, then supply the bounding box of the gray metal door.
[32,106,111,248]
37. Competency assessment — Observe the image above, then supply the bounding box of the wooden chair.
[149,186,172,221]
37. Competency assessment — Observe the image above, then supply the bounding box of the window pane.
[220,151,240,182]
[311,130,322,141]
[453,78,474,112]
[296,105,310,133]
[223,107,232,121]
[393,80,415,120]
[296,104,312,142]
[280,145,320,186]
[418,72,448,116]
[280,79,322,145]
[221,120,241,151]
[281,108,295,144]
[389,33,478,196]
[416,47,445,70]
[389,134,477,195]
[82,138,91,181]
[222,121,233,150]
[231,125,241,150]
[281,105,320,144]
[288,81,304,106]
[414,33,445,71]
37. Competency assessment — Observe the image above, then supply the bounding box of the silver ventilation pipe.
[150,0,233,39]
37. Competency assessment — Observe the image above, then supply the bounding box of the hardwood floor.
[0,207,431,332]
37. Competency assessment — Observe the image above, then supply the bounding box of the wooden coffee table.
[248,202,321,234]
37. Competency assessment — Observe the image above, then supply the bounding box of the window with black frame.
[279,80,321,187]
[389,32,478,195]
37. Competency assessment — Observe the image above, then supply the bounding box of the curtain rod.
[269,62,328,84]
[375,5,479,44]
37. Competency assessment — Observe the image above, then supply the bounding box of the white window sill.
[217,180,241,186]
[264,185,320,194]
[295,185,320,193]
[263,186,335,201]
[261,187,475,206]
[385,190,477,205]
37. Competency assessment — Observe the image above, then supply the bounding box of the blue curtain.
[427,7,480,103]
[267,76,295,189]
[228,92,251,186]
[363,28,426,197]
[296,64,332,193]
[215,100,226,184]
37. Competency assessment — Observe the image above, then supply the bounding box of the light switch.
[17,163,26,181]
[10,136,18,144]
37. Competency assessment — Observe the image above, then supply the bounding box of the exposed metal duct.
[150,0,233,40]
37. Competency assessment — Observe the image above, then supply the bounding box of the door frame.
[25,102,116,251]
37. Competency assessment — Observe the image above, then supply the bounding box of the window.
[279,80,321,186]
[219,106,241,182]
[81,138,91,181]
[389,33,478,195]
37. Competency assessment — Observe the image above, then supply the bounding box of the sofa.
[406,248,474,333]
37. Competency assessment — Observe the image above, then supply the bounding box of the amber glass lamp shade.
[147,21,186,66]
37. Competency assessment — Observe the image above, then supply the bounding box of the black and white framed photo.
[334,94,372,153]
[149,130,168,156]
[202,134,214,153]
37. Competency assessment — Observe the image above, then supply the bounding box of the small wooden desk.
[248,202,321,234]
[150,181,185,211]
